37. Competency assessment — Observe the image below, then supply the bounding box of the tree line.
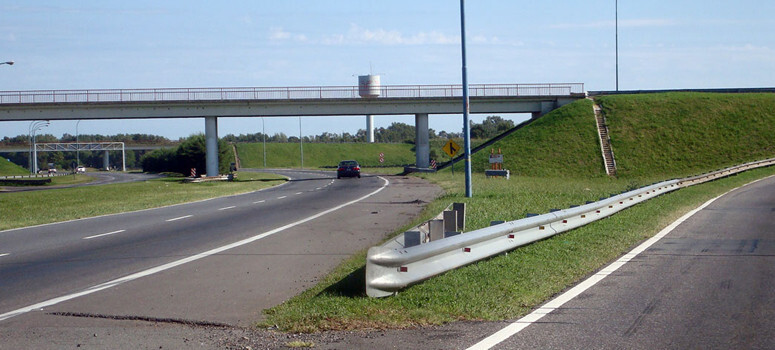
[2,116,515,172]
[222,115,516,144]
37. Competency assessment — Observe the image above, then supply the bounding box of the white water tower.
[358,75,381,98]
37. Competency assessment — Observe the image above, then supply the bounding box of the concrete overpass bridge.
[1,83,586,176]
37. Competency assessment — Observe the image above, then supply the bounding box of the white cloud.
[550,18,678,30]
[268,27,307,42]
[324,24,458,46]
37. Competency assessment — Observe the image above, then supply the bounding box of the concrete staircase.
[592,100,617,176]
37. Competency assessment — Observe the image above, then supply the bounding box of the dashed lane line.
[0,176,390,323]
[0,253,9,258]
[277,196,287,199]
[166,215,193,222]
[218,206,236,211]
[83,230,126,240]
[253,200,266,204]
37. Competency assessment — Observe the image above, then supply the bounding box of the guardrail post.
[443,210,457,232]
[429,219,444,241]
[453,202,466,231]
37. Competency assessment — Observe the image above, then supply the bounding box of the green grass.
[261,166,775,332]
[0,158,29,176]
[597,93,775,179]
[236,142,417,169]
[471,99,605,178]
[0,171,286,231]
[260,92,775,332]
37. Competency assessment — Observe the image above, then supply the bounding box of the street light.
[76,120,82,167]
[616,0,619,91]
[262,117,267,168]
[28,120,50,174]
[460,0,473,197]
[0,61,13,66]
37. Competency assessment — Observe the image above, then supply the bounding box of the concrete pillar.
[103,150,110,170]
[205,116,219,177]
[366,115,374,143]
[415,113,430,168]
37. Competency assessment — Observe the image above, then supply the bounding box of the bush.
[140,134,233,175]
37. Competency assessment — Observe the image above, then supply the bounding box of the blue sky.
[2,1,773,140]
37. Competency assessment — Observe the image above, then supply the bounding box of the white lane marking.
[218,206,236,211]
[166,215,193,222]
[315,187,322,190]
[465,177,773,350]
[0,176,390,323]
[277,196,287,199]
[295,192,303,195]
[83,230,126,240]
[253,200,266,204]
[0,253,9,258]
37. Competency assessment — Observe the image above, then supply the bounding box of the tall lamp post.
[28,121,50,174]
[262,117,267,168]
[460,0,473,197]
[76,120,82,167]
[615,0,619,91]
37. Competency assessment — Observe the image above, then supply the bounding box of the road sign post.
[442,139,461,176]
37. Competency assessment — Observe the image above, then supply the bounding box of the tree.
[470,116,515,139]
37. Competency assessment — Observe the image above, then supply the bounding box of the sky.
[1,0,773,141]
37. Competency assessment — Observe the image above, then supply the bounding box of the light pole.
[28,121,49,174]
[298,117,304,169]
[262,117,267,168]
[616,0,619,91]
[76,120,82,167]
[460,0,473,197]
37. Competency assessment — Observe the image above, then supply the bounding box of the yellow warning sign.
[442,140,461,158]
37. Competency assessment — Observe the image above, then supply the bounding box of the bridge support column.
[366,115,374,143]
[205,116,219,177]
[103,150,110,170]
[415,113,430,168]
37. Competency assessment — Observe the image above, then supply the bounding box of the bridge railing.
[0,83,584,104]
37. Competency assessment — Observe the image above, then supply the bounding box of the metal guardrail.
[0,172,70,180]
[366,157,775,297]
[0,83,585,104]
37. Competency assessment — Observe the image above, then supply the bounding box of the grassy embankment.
[0,157,30,176]
[260,93,775,332]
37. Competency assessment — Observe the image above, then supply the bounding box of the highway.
[0,170,441,339]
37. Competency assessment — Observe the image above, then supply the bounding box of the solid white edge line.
[0,176,390,323]
[83,230,126,240]
[166,215,193,222]
[466,176,774,350]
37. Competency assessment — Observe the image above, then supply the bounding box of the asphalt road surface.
[0,170,442,349]
[485,174,775,349]
[3,172,772,349]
